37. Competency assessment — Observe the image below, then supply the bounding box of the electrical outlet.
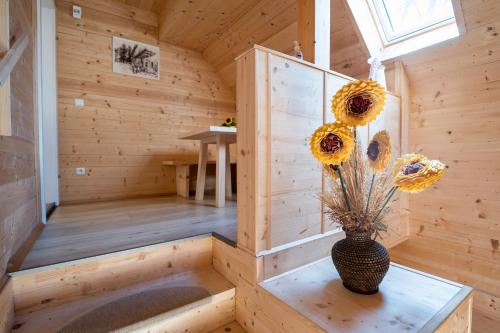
[76,167,86,176]
[72,5,82,19]
[75,98,85,107]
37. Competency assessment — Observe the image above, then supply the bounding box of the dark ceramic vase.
[331,229,390,295]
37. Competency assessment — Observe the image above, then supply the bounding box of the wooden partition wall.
[236,45,408,256]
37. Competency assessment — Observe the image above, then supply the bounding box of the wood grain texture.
[209,321,246,333]
[11,234,213,315]
[236,46,405,254]
[56,0,235,203]
[297,0,330,68]
[261,258,472,332]
[20,196,236,269]
[268,53,324,247]
[434,294,473,333]
[262,232,344,280]
[0,279,14,333]
[0,0,39,280]
[389,3,500,331]
[330,0,370,78]
[158,0,261,53]
[212,238,263,286]
[12,268,235,333]
[236,279,324,333]
[155,0,369,89]
[114,0,165,14]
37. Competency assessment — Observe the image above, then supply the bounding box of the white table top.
[180,126,237,140]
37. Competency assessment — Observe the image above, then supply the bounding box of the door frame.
[36,0,59,223]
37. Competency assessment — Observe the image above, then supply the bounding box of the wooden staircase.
[8,235,245,333]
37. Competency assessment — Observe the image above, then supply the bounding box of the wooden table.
[261,258,473,332]
[180,126,236,208]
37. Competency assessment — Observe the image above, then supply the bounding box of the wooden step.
[12,268,236,333]
[9,234,213,315]
[209,321,247,333]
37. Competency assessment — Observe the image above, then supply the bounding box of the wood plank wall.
[154,0,369,90]
[389,1,500,331]
[330,0,369,79]
[236,46,405,254]
[0,0,39,279]
[0,2,38,329]
[207,0,370,88]
[56,0,235,203]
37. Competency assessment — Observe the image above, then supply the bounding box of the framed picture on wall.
[112,37,160,80]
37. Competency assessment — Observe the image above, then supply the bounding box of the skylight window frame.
[368,0,457,46]
[346,0,464,61]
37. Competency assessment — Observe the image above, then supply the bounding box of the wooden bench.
[162,160,234,199]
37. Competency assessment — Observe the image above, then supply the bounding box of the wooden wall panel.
[237,46,404,254]
[368,94,410,248]
[0,279,14,333]
[0,0,39,281]
[202,0,297,90]
[330,0,370,78]
[56,0,235,203]
[268,54,324,247]
[235,49,269,254]
[389,3,500,331]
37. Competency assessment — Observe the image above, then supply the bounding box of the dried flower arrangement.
[310,80,445,239]
[309,79,446,294]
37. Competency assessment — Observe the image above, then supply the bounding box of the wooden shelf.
[260,258,473,332]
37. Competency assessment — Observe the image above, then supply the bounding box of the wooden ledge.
[260,258,473,332]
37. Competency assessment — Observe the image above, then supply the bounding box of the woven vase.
[331,229,390,295]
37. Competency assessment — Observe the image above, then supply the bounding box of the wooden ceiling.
[114,0,165,13]
[158,0,263,53]
[121,0,369,86]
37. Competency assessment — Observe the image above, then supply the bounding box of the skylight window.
[346,0,463,60]
[371,0,456,44]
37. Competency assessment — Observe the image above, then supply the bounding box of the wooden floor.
[19,196,236,270]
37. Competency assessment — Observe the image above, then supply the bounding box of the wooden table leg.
[225,143,232,199]
[215,135,226,208]
[195,141,208,201]
[176,165,190,198]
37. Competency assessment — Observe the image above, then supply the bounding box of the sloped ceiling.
[123,0,370,87]
[113,0,165,12]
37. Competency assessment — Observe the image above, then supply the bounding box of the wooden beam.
[297,0,330,68]
[0,33,29,88]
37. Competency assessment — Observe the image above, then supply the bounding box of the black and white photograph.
[112,37,160,80]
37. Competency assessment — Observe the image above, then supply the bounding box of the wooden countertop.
[260,258,473,333]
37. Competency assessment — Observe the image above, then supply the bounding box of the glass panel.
[372,0,455,42]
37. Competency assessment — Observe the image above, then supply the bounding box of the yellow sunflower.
[367,130,392,172]
[222,117,236,127]
[332,80,386,127]
[310,122,354,165]
[392,154,445,193]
